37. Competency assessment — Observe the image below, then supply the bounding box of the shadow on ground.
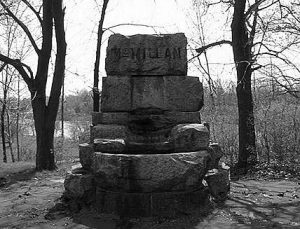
[45,180,300,229]
[44,179,300,229]
[0,162,36,188]
[1,162,300,229]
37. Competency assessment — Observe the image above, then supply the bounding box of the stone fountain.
[64,33,230,217]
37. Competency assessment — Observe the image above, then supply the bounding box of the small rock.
[207,143,224,169]
[277,192,284,197]
[205,169,230,202]
[79,143,94,170]
[170,123,210,152]
[0,177,7,187]
[64,173,94,198]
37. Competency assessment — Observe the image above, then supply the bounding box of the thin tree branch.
[0,1,40,55]
[0,53,33,88]
[21,0,43,25]
[0,63,7,72]
[195,40,232,54]
[103,23,161,33]
[245,0,264,18]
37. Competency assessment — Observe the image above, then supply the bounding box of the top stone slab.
[105,33,187,76]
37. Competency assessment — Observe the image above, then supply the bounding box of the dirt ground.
[0,161,300,229]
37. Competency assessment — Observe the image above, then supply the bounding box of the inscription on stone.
[107,47,182,61]
[105,33,187,76]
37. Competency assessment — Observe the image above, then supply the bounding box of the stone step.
[101,75,203,112]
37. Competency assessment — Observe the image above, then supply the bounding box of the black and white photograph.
[0,0,299,228]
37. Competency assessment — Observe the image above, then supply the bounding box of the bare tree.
[256,1,300,98]
[0,7,22,163]
[195,0,300,172]
[0,0,66,170]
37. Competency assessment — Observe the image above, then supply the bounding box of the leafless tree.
[194,0,300,172]
[0,0,66,170]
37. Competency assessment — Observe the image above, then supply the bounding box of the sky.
[3,0,298,97]
[62,0,234,94]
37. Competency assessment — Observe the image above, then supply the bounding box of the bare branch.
[0,53,33,88]
[0,63,7,72]
[195,40,232,54]
[0,1,40,55]
[260,64,300,98]
[245,0,265,18]
[103,23,161,34]
[21,0,42,25]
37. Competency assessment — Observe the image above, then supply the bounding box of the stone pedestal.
[64,33,229,217]
[95,187,209,217]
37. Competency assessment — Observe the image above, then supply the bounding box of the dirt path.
[0,162,300,228]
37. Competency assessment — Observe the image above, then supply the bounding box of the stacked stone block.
[64,33,229,217]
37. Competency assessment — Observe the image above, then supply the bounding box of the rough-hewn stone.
[100,76,131,112]
[91,124,127,141]
[95,187,209,217]
[101,76,204,112]
[126,129,170,145]
[105,33,187,76]
[92,151,210,192]
[92,111,201,126]
[79,143,94,170]
[170,124,210,152]
[205,168,230,202]
[94,138,126,153]
[64,173,94,198]
[92,112,129,125]
[125,141,173,153]
[207,143,224,170]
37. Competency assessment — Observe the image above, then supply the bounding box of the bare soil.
[0,161,300,229]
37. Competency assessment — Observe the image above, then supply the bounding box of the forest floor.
[0,161,300,229]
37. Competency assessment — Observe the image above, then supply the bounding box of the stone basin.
[92,151,211,193]
[91,123,210,154]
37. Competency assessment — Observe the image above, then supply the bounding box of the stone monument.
[64,33,230,217]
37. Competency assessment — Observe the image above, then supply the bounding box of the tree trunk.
[16,75,20,161]
[61,80,64,141]
[6,111,14,162]
[33,97,56,170]
[33,0,66,171]
[1,103,7,163]
[231,0,257,171]
[93,0,109,112]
